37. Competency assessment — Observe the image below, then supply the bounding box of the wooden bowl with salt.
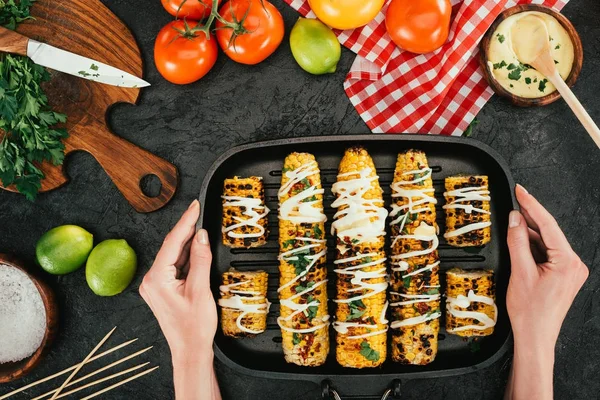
[0,254,58,383]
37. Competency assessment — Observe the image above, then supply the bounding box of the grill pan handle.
[321,379,401,400]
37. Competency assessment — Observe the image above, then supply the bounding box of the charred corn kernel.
[218,269,270,338]
[443,175,491,247]
[332,147,389,369]
[388,150,441,365]
[446,268,497,337]
[277,153,329,367]
[222,176,270,248]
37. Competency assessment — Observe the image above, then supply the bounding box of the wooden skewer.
[0,338,138,400]
[38,363,150,400]
[79,366,159,400]
[49,326,117,400]
[31,346,153,400]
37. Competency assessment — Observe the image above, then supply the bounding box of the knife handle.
[0,26,29,56]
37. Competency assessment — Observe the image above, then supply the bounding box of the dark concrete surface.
[1,0,599,399]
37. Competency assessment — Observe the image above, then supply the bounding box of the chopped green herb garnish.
[496,33,505,43]
[78,70,91,77]
[555,44,561,50]
[508,68,522,81]
[283,239,295,249]
[359,341,380,362]
[549,35,554,41]
[425,288,440,295]
[534,77,538,83]
[554,60,559,64]
[403,275,412,288]
[525,77,532,85]
[282,166,293,173]
[90,63,99,71]
[351,238,360,244]
[364,256,373,263]
[313,224,323,239]
[463,117,479,138]
[509,84,514,88]
[302,195,317,203]
[492,60,507,70]
[348,299,367,320]
[288,250,311,275]
[293,332,301,345]
[507,63,517,70]
[304,296,318,320]
[538,78,548,92]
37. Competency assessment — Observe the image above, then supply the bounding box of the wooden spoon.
[511,15,600,148]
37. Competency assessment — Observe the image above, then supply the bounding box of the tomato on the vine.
[215,0,284,65]
[161,0,217,21]
[307,0,384,30]
[154,20,218,85]
[385,0,452,54]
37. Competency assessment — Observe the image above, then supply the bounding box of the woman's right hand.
[505,184,588,400]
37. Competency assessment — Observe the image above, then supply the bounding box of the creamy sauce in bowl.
[487,11,574,98]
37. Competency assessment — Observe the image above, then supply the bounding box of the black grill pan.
[198,135,517,398]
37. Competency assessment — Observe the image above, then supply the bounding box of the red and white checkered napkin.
[284,0,569,135]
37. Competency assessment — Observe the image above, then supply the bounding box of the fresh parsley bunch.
[0,0,68,200]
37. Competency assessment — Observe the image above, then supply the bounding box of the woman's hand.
[139,200,221,400]
[505,185,588,400]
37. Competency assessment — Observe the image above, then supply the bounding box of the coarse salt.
[0,264,46,364]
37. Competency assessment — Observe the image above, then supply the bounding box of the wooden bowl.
[479,4,583,107]
[0,254,59,383]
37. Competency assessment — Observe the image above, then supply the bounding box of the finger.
[521,206,540,234]
[528,228,547,263]
[515,184,572,252]
[153,200,200,270]
[185,229,213,296]
[507,210,538,281]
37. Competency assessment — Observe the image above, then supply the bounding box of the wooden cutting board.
[1,0,178,213]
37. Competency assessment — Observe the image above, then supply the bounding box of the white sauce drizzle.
[446,290,498,332]
[388,167,442,329]
[331,168,388,243]
[218,280,271,334]
[443,186,491,239]
[277,161,329,336]
[222,196,270,239]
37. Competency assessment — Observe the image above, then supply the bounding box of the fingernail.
[188,200,199,210]
[509,210,521,228]
[197,229,209,245]
[516,184,528,194]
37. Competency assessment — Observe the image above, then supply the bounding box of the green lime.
[36,225,94,275]
[86,239,137,297]
[290,18,341,75]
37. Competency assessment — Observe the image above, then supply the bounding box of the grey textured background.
[1,0,599,399]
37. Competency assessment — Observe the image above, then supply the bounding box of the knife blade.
[26,39,150,88]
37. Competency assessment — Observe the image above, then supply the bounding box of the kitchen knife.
[0,26,150,88]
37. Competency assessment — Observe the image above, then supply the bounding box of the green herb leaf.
[302,195,317,203]
[359,341,380,362]
[287,250,311,275]
[463,117,479,138]
[347,299,367,320]
[292,332,301,345]
[403,275,412,288]
[506,63,517,70]
[555,44,561,50]
[282,239,295,249]
[525,77,532,85]
[90,63,99,71]
[313,224,322,239]
[538,79,548,92]
[554,60,559,64]
[351,238,360,244]
[492,60,507,70]
[507,68,522,81]
[496,33,505,43]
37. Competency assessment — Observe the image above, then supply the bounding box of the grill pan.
[198,135,517,398]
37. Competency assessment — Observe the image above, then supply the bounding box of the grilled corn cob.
[443,175,491,247]
[222,176,270,248]
[277,153,329,367]
[388,150,441,365]
[331,147,389,368]
[218,269,270,338]
[446,268,497,337]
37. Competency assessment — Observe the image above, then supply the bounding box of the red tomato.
[154,20,218,85]
[215,0,284,65]
[161,0,217,20]
[385,0,452,54]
